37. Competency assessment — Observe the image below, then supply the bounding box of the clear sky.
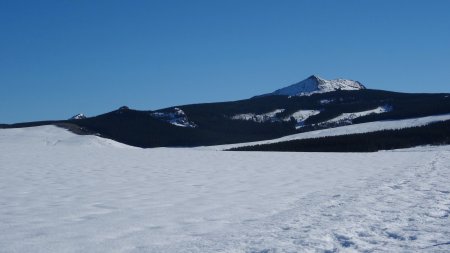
[1,0,449,123]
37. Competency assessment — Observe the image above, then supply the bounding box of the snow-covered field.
[1,126,450,252]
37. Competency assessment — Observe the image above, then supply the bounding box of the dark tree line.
[229,120,450,152]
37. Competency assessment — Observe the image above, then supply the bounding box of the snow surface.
[319,105,392,125]
[230,105,390,128]
[267,75,366,96]
[231,109,320,127]
[283,110,321,129]
[231,109,285,123]
[319,98,335,105]
[0,125,132,149]
[206,113,450,151]
[1,126,450,252]
[150,108,197,128]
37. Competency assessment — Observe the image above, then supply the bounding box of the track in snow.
[151,149,450,252]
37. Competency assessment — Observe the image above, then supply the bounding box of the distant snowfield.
[205,113,450,151]
[1,126,450,252]
[319,105,391,125]
[231,109,285,123]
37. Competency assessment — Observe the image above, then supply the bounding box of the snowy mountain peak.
[69,113,86,120]
[308,74,322,81]
[268,75,366,96]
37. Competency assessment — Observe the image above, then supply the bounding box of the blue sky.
[1,0,449,123]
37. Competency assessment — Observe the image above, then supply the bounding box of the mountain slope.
[261,75,366,96]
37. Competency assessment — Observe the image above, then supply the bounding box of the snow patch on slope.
[230,105,391,129]
[320,98,335,104]
[151,108,197,128]
[231,109,285,123]
[231,109,321,126]
[283,110,321,129]
[320,105,392,125]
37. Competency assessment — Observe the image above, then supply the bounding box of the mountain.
[70,113,87,120]
[1,75,450,149]
[262,75,366,97]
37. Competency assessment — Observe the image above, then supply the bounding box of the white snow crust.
[151,108,197,128]
[1,126,450,252]
[231,109,320,127]
[231,109,285,123]
[320,98,335,104]
[283,110,321,129]
[319,105,392,125]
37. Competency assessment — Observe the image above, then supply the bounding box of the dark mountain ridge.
[1,75,450,148]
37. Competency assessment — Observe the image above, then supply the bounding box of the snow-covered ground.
[284,110,321,129]
[231,109,320,127]
[231,109,285,123]
[1,126,450,252]
[207,113,450,151]
[319,105,391,125]
[150,108,197,128]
